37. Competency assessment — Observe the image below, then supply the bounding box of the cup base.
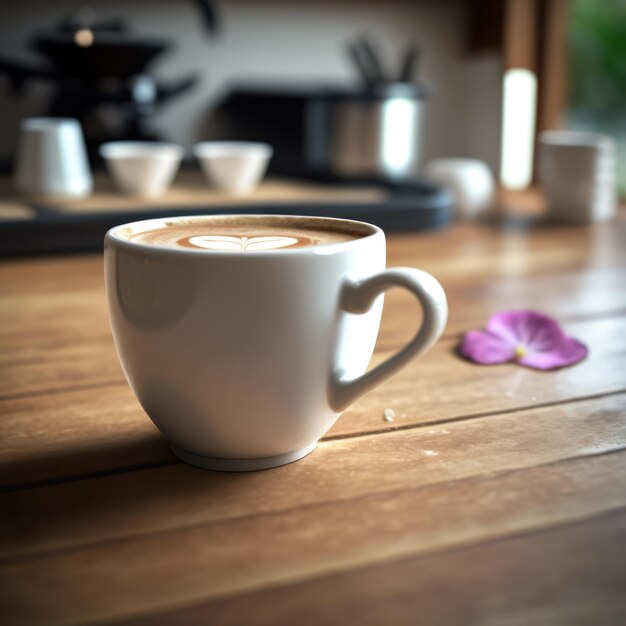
[170,441,317,472]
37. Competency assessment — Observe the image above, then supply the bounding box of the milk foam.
[126,217,365,251]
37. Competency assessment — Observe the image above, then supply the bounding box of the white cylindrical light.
[500,68,538,189]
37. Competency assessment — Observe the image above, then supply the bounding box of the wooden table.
[1,207,625,625]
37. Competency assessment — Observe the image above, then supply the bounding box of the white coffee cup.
[14,117,93,198]
[100,141,184,198]
[538,131,617,223]
[193,141,273,195]
[105,215,447,471]
[423,158,495,220]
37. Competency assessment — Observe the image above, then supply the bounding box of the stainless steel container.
[319,84,427,180]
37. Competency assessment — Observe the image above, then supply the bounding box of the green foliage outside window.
[568,0,626,195]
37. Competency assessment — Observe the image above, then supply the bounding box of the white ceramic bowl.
[100,142,184,198]
[193,141,273,195]
[423,158,495,220]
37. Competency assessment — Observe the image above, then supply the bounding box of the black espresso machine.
[212,37,431,182]
[213,82,429,182]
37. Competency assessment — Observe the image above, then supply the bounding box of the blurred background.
[0,0,624,253]
[568,0,626,196]
[0,0,503,170]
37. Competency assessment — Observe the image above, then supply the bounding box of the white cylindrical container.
[14,117,93,198]
[538,131,617,223]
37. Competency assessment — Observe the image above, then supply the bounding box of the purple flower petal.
[517,336,588,370]
[459,309,588,370]
[487,310,566,351]
[459,330,516,365]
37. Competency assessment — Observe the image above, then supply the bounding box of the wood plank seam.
[2,452,625,625]
[3,388,625,494]
[0,460,178,495]
[0,380,123,404]
[320,388,626,441]
[3,311,626,402]
[3,446,625,568]
[100,505,626,626]
[398,307,626,345]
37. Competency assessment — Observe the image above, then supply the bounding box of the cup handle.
[329,267,448,412]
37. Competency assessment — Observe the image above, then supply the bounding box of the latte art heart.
[187,235,300,251]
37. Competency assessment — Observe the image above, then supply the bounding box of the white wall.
[0,0,502,171]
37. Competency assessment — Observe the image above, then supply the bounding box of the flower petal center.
[514,344,527,358]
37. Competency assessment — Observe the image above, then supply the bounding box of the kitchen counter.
[1,201,625,624]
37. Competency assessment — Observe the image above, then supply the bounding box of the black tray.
[0,175,452,257]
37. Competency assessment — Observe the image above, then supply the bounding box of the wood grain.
[116,509,626,626]
[1,394,624,561]
[1,207,625,626]
[2,262,625,351]
[1,220,624,397]
[0,386,166,488]
[3,264,626,394]
[1,450,624,625]
[2,315,625,488]
[335,314,626,438]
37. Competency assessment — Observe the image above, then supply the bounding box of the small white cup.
[193,141,273,195]
[15,117,93,198]
[538,131,617,223]
[422,158,495,220]
[100,142,184,198]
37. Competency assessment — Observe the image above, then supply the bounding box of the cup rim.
[539,130,614,149]
[106,214,381,256]
[20,117,81,131]
[193,141,273,159]
[100,141,185,160]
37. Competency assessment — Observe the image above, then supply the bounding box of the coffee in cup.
[126,216,363,251]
